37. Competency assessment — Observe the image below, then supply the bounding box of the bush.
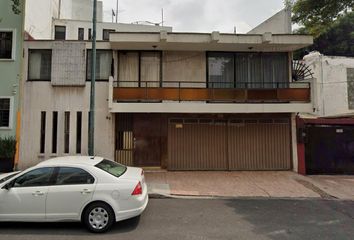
[0,136,17,159]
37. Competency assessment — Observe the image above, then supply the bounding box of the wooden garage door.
[168,118,291,170]
[228,119,291,170]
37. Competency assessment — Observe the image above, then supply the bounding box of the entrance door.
[133,114,161,167]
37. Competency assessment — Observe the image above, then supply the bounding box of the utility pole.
[88,0,97,156]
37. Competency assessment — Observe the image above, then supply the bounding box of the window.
[0,98,10,127]
[95,159,127,178]
[55,167,94,185]
[28,49,52,80]
[64,112,70,154]
[88,28,92,40]
[87,50,113,81]
[54,26,66,40]
[102,29,115,41]
[208,52,234,88]
[76,112,82,154]
[13,168,55,187]
[207,52,289,89]
[52,111,58,154]
[40,111,46,154]
[78,28,84,40]
[0,31,13,59]
[117,51,161,87]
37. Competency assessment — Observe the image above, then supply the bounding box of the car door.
[0,167,55,221]
[46,167,96,220]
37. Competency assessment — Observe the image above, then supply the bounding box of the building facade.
[19,31,313,171]
[0,0,25,139]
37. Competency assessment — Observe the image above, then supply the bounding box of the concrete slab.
[145,171,322,199]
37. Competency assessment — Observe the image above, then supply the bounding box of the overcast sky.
[102,0,286,33]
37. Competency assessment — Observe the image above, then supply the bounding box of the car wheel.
[83,202,115,233]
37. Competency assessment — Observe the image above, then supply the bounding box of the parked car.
[0,156,148,233]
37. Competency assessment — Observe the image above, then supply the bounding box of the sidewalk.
[145,171,354,200]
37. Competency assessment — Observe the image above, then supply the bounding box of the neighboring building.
[19,31,314,171]
[25,0,172,40]
[0,0,25,139]
[295,52,354,175]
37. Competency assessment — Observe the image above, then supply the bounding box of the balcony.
[112,81,310,103]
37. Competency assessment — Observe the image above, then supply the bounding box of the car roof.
[36,156,105,167]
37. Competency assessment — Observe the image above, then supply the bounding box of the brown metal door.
[168,119,228,170]
[228,120,291,170]
[133,114,161,167]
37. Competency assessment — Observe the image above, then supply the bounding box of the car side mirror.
[2,182,12,190]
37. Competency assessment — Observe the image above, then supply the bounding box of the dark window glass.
[208,52,234,88]
[55,167,94,185]
[78,28,84,40]
[52,111,58,154]
[88,28,92,40]
[0,31,13,59]
[0,98,10,127]
[87,50,112,80]
[40,111,46,153]
[54,26,66,40]
[76,112,82,154]
[64,112,70,153]
[13,168,54,187]
[28,49,52,80]
[103,29,114,41]
[95,159,127,178]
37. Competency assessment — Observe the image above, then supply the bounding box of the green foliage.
[292,0,353,37]
[294,11,354,59]
[11,0,21,15]
[0,136,17,159]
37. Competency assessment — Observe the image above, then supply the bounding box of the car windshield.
[95,159,127,178]
[0,172,21,184]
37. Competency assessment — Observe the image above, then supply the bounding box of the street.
[0,198,353,240]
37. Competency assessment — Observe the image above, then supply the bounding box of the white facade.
[248,8,292,34]
[303,52,354,117]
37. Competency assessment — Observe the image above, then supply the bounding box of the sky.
[101,0,286,33]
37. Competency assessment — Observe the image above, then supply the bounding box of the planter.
[0,157,14,173]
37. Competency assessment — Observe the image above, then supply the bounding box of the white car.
[0,156,148,233]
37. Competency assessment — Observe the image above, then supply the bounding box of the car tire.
[83,202,115,233]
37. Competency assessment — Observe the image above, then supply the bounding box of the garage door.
[305,125,354,174]
[168,118,291,170]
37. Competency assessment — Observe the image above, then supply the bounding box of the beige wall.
[162,51,206,88]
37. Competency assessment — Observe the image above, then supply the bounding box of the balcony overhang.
[109,31,313,52]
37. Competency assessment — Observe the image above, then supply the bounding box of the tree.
[293,11,354,59]
[11,0,21,14]
[292,0,353,37]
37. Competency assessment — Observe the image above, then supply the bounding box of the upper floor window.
[0,98,11,128]
[0,31,13,59]
[78,28,84,41]
[207,52,289,89]
[87,50,113,81]
[28,49,52,81]
[54,26,66,40]
[103,29,115,41]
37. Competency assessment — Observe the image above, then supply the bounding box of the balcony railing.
[112,81,311,103]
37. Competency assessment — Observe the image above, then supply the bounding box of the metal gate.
[168,118,291,170]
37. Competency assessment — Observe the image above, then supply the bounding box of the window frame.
[54,25,66,40]
[117,50,162,87]
[86,49,113,81]
[27,49,52,81]
[0,29,16,61]
[0,96,14,129]
[53,167,95,186]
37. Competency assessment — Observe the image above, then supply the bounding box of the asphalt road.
[0,198,354,240]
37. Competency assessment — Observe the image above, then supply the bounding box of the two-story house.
[19,30,314,171]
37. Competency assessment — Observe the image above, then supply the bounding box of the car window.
[55,167,95,185]
[13,168,54,188]
[95,159,127,178]
[0,172,21,184]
